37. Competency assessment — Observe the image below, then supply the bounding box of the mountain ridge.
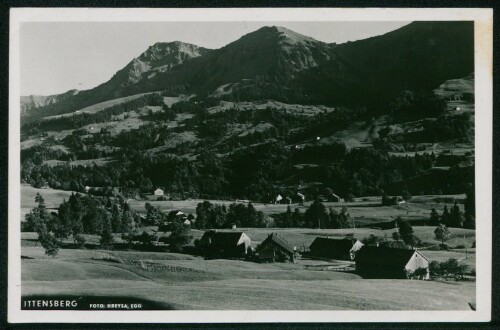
[21,22,474,121]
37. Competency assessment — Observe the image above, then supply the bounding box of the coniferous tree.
[292,208,303,227]
[26,193,60,256]
[100,214,114,248]
[442,205,450,226]
[304,198,329,228]
[397,217,417,248]
[429,208,440,226]
[450,202,465,228]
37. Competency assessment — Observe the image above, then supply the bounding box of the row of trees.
[195,201,266,229]
[21,144,473,202]
[25,193,196,256]
[429,200,474,229]
[270,199,353,229]
[24,193,142,256]
[361,218,421,249]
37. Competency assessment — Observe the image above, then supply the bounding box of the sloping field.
[22,278,474,310]
[207,100,335,117]
[21,184,79,220]
[42,92,153,120]
[43,157,115,167]
[21,247,474,310]
[421,250,476,269]
[316,116,390,149]
[22,259,149,282]
[434,74,474,99]
[43,112,148,141]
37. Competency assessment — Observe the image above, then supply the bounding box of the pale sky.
[20,21,410,96]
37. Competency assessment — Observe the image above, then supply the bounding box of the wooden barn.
[257,233,296,263]
[154,188,164,196]
[198,231,252,259]
[309,237,357,260]
[355,246,429,279]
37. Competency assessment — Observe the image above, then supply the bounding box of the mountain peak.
[248,25,319,45]
[139,41,209,63]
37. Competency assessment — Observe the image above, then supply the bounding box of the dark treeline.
[388,91,447,120]
[22,93,164,135]
[20,91,474,202]
[385,113,473,144]
[21,139,471,202]
[24,192,194,256]
[273,200,353,229]
[195,201,266,229]
[23,192,142,256]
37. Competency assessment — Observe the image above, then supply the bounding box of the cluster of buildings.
[273,191,342,204]
[197,231,429,280]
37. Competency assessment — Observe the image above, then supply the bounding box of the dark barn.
[309,237,356,260]
[257,233,296,263]
[198,231,252,259]
[355,246,429,279]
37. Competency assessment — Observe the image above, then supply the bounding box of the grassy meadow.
[20,184,475,310]
[21,245,475,310]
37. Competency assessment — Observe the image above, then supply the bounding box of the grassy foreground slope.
[21,246,474,310]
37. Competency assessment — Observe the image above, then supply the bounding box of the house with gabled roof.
[309,237,357,260]
[198,230,252,259]
[355,246,429,279]
[256,233,296,263]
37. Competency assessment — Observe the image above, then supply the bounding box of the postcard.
[8,7,493,323]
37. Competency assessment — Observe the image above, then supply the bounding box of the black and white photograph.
[7,7,493,323]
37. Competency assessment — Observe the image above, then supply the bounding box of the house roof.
[355,246,421,268]
[309,237,355,251]
[200,231,248,248]
[257,233,295,254]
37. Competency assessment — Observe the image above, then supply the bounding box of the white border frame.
[8,7,493,323]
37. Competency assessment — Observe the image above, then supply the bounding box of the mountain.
[21,41,210,121]
[131,25,337,95]
[97,41,211,98]
[20,89,80,114]
[21,21,474,121]
[20,22,476,201]
[296,21,474,105]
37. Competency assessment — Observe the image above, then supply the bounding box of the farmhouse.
[275,194,283,204]
[349,240,365,260]
[309,237,357,260]
[154,188,164,196]
[256,233,296,263]
[355,246,429,279]
[328,193,341,202]
[199,230,252,259]
[175,210,187,220]
[297,192,305,204]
